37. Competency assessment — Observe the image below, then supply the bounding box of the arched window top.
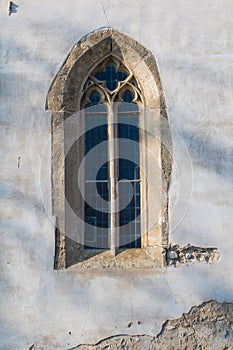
[81,55,142,109]
[46,29,165,112]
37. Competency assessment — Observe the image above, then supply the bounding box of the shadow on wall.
[180,129,232,182]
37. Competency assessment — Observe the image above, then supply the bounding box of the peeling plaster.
[72,300,233,350]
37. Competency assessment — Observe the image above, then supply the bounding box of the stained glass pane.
[118,71,128,81]
[118,102,138,112]
[84,91,106,113]
[95,61,128,91]
[118,181,141,249]
[89,90,101,105]
[118,105,141,249]
[96,161,108,181]
[122,90,134,102]
[84,111,109,249]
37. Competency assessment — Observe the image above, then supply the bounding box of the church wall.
[0,0,232,349]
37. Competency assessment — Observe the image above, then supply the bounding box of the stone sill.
[66,247,165,270]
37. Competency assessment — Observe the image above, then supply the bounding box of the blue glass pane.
[95,62,128,91]
[85,104,107,113]
[119,186,141,224]
[85,123,108,153]
[96,161,108,181]
[84,118,108,181]
[96,181,109,200]
[118,102,138,112]
[84,112,109,248]
[95,72,106,81]
[84,181,109,247]
[118,123,139,142]
[106,63,117,90]
[89,90,101,105]
[85,204,109,228]
[118,181,141,248]
[122,90,134,102]
[118,71,128,81]
[118,159,140,180]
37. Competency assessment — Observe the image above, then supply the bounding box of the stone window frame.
[46,29,172,269]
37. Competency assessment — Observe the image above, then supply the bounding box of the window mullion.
[108,103,119,255]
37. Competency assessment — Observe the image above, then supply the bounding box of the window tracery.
[81,56,142,253]
[81,57,142,107]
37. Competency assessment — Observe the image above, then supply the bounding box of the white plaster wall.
[0,0,232,349]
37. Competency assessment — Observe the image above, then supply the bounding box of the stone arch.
[46,29,172,269]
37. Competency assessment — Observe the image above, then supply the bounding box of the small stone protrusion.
[166,244,220,267]
[166,248,179,266]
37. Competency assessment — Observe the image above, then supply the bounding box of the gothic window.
[81,57,142,253]
[46,29,172,269]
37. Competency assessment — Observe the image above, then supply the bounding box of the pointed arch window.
[81,57,142,253]
[47,29,172,269]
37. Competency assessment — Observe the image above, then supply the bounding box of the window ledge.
[66,248,165,269]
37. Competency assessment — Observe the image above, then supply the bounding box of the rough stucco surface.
[73,301,233,350]
[0,0,233,349]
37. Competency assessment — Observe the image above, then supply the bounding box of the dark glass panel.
[84,181,109,248]
[118,123,139,141]
[96,161,108,181]
[122,89,134,102]
[118,71,128,81]
[85,120,108,154]
[95,61,128,91]
[118,181,141,249]
[96,181,109,200]
[89,90,101,105]
[118,159,140,180]
[117,103,141,249]
[118,102,139,112]
[84,109,109,248]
